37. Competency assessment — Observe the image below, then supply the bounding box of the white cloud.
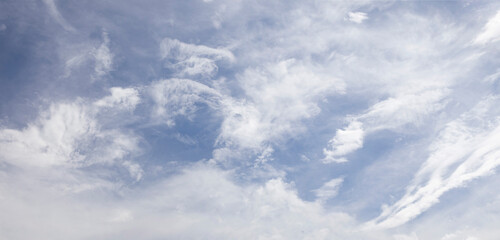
[317,7,481,163]
[0,163,391,240]
[255,146,274,165]
[160,38,235,62]
[62,31,114,79]
[123,161,143,181]
[109,209,134,223]
[93,31,113,78]
[211,4,226,29]
[483,69,500,83]
[474,10,500,45]
[0,88,142,177]
[300,154,311,162]
[150,56,345,160]
[149,78,222,126]
[64,52,88,77]
[0,102,95,168]
[160,38,234,77]
[314,178,344,203]
[401,169,500,239]
[7,1,500,239]
[348,11,368,24]
[367,96,500,229]
[42,0,75,32]
[217,59,345,152]
[360,89,449,131]
[393,232,419,240]
[95,87,140,111]
[323,121,364,163]
[440,233,479,240]
[0,24,6,31]
[173,133,197,145]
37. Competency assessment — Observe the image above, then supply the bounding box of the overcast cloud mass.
[2,0,500,239]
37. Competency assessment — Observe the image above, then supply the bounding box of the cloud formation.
[474,10,500,45]
[42,0,75,32]
[368,96,500,229]
[347,11,368,23]
[323,121,364,163]
[2,0,500,239]
[161,38,235,77]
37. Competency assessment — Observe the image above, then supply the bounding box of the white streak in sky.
[42,0,76,32]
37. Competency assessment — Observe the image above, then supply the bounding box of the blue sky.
[1,0,500,239]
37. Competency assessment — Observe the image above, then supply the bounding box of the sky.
[1,0,500,239]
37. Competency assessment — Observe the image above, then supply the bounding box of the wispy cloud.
[42,0,75,32]
[474,10,500,45]
[93,31,113,78]
[367,96,500,229]
[149,78,222,126]
[161,38,234,78]
[217,59,345,154]
[94,87,140,111]
[63,31,114,79]
[314,177,344,202]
